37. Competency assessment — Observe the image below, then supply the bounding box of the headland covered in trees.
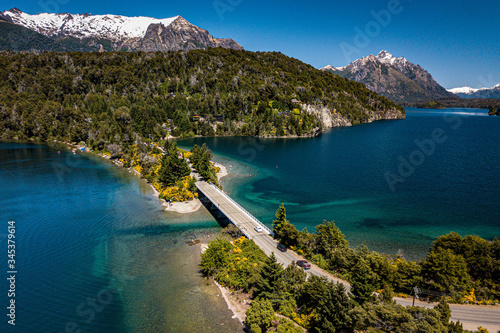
[0,48,404,145]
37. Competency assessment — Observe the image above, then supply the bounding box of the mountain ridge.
[322,51,456,105]
[0,8,243,52]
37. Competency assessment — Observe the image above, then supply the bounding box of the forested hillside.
[0,49,403,145]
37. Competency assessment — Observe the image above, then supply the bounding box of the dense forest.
[415,97,500,109]
[201,204,498,332]
[0,48,403,147]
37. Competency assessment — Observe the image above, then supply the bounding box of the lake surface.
[1,107,499,331]
[0,143,242,332]
[179,108,500,259]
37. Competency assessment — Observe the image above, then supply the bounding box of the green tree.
[272,203,287,235]
[246,298,276,333]
[190,143,217,183]
[434,300,451,326]
[255,253,284,306]
[379,284,395,304]
[315,220,349,255]
[158,141,191,186]
[200,237,232,276]
[272,203,301,247]
[276,318,303,333]
[282,262,307,299]
[421,248,471,298]
[351,258,378,305]
[302,276,353,333]
[392,257,422,292]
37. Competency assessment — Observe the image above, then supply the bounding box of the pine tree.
[255,253,284,307]
[351,258,378,305]
[158,140,191,186]
[313,281,353,333]
[272,203,287,236]
[245,298,276,333]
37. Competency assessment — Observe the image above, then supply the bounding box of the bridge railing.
[208,183,274,235]
[195,183,251,238]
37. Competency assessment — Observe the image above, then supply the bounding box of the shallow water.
[0,143,242,332]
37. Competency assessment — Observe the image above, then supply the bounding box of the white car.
[254,226,263,233]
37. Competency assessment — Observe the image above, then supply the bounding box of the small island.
[488,108,500,116]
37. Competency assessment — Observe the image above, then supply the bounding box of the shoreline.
[161,162,228,214]
[200,243,249,326]
[51,139,230,215]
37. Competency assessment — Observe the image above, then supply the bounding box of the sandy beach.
[162,162,228,214]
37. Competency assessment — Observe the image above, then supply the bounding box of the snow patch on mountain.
[2,8,178,40]
[375,50,397,65]
[321,65,338,71]
[448,83,500,95]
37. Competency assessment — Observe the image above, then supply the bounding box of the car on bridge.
[296,260,311,270]
[254,226,263,233]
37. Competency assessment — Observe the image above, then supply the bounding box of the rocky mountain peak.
[375,50,396,63]
[322,51,455,105]
[8,7,22,14]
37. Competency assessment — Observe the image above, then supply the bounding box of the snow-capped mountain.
[322,51,455,105]
[448,84,500,99]
[448,86,480,95]
[2,8,179,40]
[0,8,243,52]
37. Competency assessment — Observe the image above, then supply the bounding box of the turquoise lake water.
[179,108,500,258]
[0,107,499,331]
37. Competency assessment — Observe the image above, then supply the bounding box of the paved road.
[395,297,500,332]
[196,181,500,332]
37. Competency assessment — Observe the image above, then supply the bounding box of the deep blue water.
[0,144,242,332]
[179,108,500,258]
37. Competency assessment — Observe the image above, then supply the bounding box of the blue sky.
[2,0,499,89]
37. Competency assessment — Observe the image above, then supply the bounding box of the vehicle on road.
[296,260,311,269]
[254,226,263,233]
[277,243,287,252]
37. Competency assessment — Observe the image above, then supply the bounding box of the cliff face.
[140,16,243,52]
[302,103,405,129]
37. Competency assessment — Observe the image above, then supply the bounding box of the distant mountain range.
[0,8,242,52]
[448,84,500,99]
[322,51,456,105]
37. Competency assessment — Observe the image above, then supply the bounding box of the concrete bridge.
[196,181,352,287]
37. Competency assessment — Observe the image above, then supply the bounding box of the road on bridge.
[196,181,500,332]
